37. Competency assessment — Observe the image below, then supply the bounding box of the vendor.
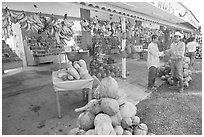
[165,31,185,93]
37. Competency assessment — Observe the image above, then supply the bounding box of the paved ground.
[2,57,202,135]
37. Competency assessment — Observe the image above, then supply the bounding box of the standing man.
[147,34,164,92]
[186,37,199,68]
[165,31,185,93]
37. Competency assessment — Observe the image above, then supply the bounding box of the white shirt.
[147,42,163,69]
[186,41,199,52]
[169,41,185,59]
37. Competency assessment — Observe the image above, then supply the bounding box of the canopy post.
[121,17,126,79]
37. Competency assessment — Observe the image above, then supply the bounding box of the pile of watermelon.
[158,57,192,88]
[89,57,129,79]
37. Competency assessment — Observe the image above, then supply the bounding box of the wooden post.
[80,8,92,50]
[121,17,126,79]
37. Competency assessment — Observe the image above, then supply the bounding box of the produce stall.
[2,7,76,66]
[52,70,93,118]
[68,76,153,135]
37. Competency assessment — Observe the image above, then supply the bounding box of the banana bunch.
[2,9,13,39]
[52,15,74,44]
[2,23,13,39]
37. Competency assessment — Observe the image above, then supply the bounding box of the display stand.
[52,50,92,118]
[52,71,93,118]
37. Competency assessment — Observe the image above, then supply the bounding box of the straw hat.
[174,31,184,39]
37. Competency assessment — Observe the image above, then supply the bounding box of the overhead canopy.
[73,2,196,32]
[2,2,197,32]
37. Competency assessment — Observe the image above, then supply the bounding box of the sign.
[149,2,199,29]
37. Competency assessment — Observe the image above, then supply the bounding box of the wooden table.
[52,71,93,118]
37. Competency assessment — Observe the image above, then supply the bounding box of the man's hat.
[174,31,184,39]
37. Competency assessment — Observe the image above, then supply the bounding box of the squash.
[120,101,137,118]
[67,73,74,80]
[121,117,132,129]
[101,98,119,116]
[139,123,148,131]
[95,122,116,135]
[67,67,80,80]
[114,125,123,135]
[133,127,147,135]
[94,113,112,126]
[98,76,120,99]
[131,115,140,126]
[75,99,102,115]
[77,111,95,131]
[94,113,116,135]
[123,130,132,135]
[110,112,122,127]
[68,128,86,135]
[78,67,90,79]
[67,61,73,68]
[85,129,95,135]
[73,61,81,70]
[133,123,148,135]
[79,59,87,70]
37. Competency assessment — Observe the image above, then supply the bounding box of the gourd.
[77,111,95,131]
[85,129,95,135]
[119,101,137,118]
[67,61,73,68]
[57,69,68,80]
[67,73,74,80]
[75,99,102,115]
[133,123,148,135]
[78,67,90,79]
[110,112,122,127]
[79,59,87,70]
[131,115,140,126]
[68,128,86,135]
[67,67,80,80]
[94,113,116,135]
[98,76,120,99]
[101,98,119,116]
[121,117,132,129]
[123,130,132,135]
[114,125,123,135]
[73,61,81,70]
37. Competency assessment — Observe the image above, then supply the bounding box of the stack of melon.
[90,58,129,79]
[57,59,92,81]
[195,47,202,59]
[158,57,192,88]
[68,76,154,135]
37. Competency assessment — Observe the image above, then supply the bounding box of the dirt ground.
[2,59,202,135]
[136,72,202,135]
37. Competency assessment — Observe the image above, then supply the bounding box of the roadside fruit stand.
[2,2,200,135]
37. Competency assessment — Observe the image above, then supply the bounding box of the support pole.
[121,17,126,79]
